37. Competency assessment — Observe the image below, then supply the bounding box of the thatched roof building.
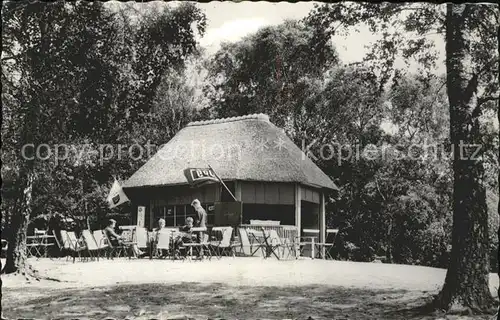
[124,114,337,243]
[125,114,337,190]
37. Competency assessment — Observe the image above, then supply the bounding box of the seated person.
[174,217,196,248]
[104,219,145,257]
[154,218,166,234]
[153,218,167,257]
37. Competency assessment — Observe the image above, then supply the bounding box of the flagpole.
[208,164,238,201]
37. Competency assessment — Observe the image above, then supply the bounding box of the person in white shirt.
[191,199,208,242]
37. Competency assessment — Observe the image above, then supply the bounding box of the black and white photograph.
[1,1,499,319]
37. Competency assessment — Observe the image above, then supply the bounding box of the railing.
[239,224,298,258]
[240,224,297,240]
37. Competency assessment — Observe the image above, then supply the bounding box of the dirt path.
[3,283,496,319]
[2,258,498,319]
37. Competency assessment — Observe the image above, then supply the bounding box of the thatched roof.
[124,114,338,190]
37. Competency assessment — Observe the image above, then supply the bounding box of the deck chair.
[315,229,339,259]
[81,230,101,261]
[237,228,252,256]
[155,230,172,259]
[133,227,149,258]
[93,230,111,259]
[209,227,238,259]
[61,231,85,263]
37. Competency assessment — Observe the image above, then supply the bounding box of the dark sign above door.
[214,201,243,227]
[184,168,219,187]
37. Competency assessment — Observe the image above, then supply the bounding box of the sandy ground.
[2,257,499,319]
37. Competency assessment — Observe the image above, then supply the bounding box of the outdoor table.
[184,227,209,260]
[26,234,55,258]
[300,236,318,259]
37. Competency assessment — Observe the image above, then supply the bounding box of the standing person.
[191,199,208,242]
[191,199,207,228]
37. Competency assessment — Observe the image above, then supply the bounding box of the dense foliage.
[1,2,206,247]
[1,4,499,310]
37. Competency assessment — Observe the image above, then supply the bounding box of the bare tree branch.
[477,95,499,108]
[375,176,387,202]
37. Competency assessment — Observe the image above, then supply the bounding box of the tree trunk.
[497,11,500,314]
[387,217,393,264]
[3,170,34,274]
[436,3,494,312]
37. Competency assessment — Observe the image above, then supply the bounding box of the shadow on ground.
[2,283,494,319]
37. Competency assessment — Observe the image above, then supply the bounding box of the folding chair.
[245,228,268,257]
[209,227,238,259]
[81,230,101,261]
[26,236,42,258]
[62,231,86,263]
[315,229,339,259]
[260,229,287,260]
[268,229,295,260]
[93,230,111,259]
[103,231,128,258]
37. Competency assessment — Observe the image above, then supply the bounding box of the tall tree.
[439,4,494,311]
[205,20,338,129]
[305,2,499,312]
[1,1,206,274]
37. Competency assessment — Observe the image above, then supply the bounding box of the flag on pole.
[106,178,130,209]
[183,168,219,188]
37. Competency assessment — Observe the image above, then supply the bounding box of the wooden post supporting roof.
[234,180,242,201]
[295,183,301,257]
[149,199,154,230]
[319,192,326,259]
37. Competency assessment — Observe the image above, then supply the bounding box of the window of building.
[204,203,215,226]
[165,205,175,227]
[220,182,235,202]
[153,206,165,223]
[186,204,196,223]
[175,205,186,226]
